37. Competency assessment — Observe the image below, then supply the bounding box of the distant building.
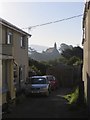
[82,0,90,113]
[29,42,60,61]
[45,42,58,54]
[0,18,31,106]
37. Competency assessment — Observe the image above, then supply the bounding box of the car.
[43,75,58,91]
[24,76,51,96]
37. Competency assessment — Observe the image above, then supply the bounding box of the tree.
[28,58,49,75]
[61,49,73,59]
[61,46,83,61]
[67,56,82,66]
[71,46,83,59]
[59,43,73,53]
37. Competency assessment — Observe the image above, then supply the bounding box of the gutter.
[0,18,32,37]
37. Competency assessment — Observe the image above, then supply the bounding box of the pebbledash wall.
[82,0,90,113]
[0,18,31,105]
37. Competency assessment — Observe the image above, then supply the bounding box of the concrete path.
[2,87,88,118]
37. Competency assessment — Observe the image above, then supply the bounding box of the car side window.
[53,77,56,80]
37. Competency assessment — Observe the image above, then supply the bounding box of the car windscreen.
[31,78,47,84]
[47,76,55,81]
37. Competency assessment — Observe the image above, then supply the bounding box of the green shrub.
[62,86,79,104]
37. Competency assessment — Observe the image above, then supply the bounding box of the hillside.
[28,43,73,62]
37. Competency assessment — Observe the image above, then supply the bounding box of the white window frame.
[19,65,25,82]
[20,35,26,48]
[7,32,13,44]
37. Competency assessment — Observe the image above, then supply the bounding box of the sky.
[0,1,85,51]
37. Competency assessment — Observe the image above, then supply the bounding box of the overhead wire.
[22,14,83,31]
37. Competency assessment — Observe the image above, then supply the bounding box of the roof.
[46,48,54,53]
[82,1,90,45]
[83,1,90,28]
[0,18,31,37]
[43,75,54,79]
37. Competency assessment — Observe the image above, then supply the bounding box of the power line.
[22,14,83,31]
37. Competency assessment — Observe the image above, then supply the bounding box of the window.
[20,35,26,48]
[19,65,25,83]
[31,78,46,84]
[7,32,13,44]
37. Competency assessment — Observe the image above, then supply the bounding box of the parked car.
[43,75,59,90]
[24,76,51,96]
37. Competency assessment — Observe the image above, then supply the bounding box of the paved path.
[2,88,88,118]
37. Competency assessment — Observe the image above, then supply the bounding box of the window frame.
[6,31,13,45]
[19,65,25,83]
[20,35,26,48]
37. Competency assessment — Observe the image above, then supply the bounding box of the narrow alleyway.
[2,88,88,118]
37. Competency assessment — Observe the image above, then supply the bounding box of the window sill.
[21,46,26,49]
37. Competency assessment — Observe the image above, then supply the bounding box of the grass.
[61,86,79,105]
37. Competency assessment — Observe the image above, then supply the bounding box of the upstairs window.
[20,35,26,48]
[7,32,13,44]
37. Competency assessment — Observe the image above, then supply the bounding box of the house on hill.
[45,42,59,55]
[46,42,57,52]
[45,42,59,56]
[29,42,60,61]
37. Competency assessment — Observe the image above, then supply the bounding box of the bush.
[62,86,79,104]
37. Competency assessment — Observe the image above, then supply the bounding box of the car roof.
[43,75,54,77]
[30,76,46,79]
